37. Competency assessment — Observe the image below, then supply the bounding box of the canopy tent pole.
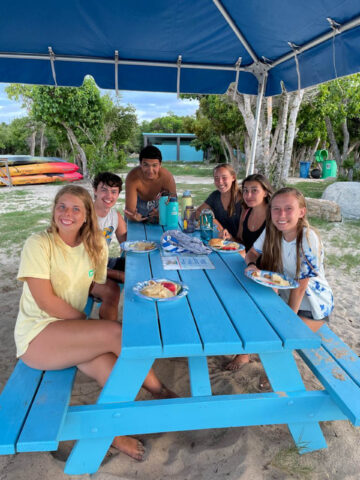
[232,57,242,100]
[213,0,259,62]
[176,55,182,98]
[48,47,57,87]
[248,72,267,175]
[114,50,119,96]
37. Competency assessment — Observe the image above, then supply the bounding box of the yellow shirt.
[14,231,108,357]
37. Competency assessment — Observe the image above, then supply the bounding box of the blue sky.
[0,84,199,124]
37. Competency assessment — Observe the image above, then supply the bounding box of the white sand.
[0,179,359,479]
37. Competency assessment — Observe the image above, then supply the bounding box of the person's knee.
[102,320,122,343]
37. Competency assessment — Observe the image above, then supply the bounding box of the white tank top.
[97,208,119,246]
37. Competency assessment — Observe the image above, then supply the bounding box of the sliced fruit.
[161,281,177,293]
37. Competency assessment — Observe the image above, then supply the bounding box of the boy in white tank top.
[91,172,127,321]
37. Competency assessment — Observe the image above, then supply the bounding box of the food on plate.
[209,239,240,250]
[271,273,290,287]
[252,271,290,287]
[220,241,240,250]
[132,241,155,251]
[209,238,224,248]
[140,280,181,298]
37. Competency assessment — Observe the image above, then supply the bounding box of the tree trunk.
[244,133,251,177]
[221,134,237,168]
[281,90,304,184]
[39,125,46,156]
[324,116,341,166]
[220,136,230,163]
[62,123,88,177]
[28,129,36,156]
[272,92,290,188]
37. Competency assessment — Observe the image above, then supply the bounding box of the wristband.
[247,261,256,267]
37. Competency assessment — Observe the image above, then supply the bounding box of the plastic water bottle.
[166,195,179,229]
[159,192,169,225]
[200,208,214,242]
[181,190,193,219]
[183,206,196,233]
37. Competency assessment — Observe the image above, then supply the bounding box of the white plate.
[133,278,189,302]
[210,240,245,253]
[245,269,299,289]
[121,240,158,253]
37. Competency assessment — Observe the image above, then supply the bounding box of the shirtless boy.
[91,172,127,321]
[124,145,176,222]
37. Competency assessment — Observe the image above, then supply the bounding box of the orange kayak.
[0,172,83,186]
[0,162,79,177]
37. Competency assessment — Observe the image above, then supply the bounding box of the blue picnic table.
[1,220,359,475]
[61,221,331,473]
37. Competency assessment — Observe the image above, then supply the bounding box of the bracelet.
[247,261,256,267]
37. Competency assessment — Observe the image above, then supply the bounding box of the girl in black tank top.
[242,208,266,252]
[225,174,273,373]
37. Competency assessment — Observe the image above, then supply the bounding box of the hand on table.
[124,209,148,222]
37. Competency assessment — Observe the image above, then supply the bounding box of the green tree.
[188,95,245,170]
[6,78,138,177]
[316,74,360,174]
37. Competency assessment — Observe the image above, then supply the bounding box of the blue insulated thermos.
[166,195,179,229]
[159,192,169,225]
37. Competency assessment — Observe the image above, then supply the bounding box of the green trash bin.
[315,149,328,162]
[322,160,337,178]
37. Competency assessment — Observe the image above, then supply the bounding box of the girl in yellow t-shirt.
[15,185,172,461]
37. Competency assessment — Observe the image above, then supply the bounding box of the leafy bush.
[86,145,127,176]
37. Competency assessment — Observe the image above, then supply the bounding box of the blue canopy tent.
[1,0,360,170]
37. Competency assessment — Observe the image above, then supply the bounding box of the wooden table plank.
[150,253,203,357]
[179,268,244,355]
[126,221,146,241]
[206,253,283,352]
[220,253,320,350]
[121,252,162,358]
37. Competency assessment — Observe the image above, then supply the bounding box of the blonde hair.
[213,164,241,216]
[260,187,319,279]
[48,185,105,269]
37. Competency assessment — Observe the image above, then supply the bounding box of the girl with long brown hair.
[196,164,242,237]
[224,173,273,370]
[245,187,334,332]
[15,185,174,461]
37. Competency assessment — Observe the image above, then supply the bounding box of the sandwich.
[209,238,225,248]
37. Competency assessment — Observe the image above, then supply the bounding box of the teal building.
[143,133,204,162]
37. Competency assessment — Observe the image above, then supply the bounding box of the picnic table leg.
[188,356,212,396]
[259,351,327,453]
[64,357,155,475]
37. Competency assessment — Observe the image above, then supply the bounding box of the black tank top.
[242,208,266,252]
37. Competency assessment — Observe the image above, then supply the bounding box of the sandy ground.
[0,178,359,480]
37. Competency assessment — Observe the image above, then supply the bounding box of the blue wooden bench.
[298,324,360,426]
[0,326,358,466]
[0,360,76,454]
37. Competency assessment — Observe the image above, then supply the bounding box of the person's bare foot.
[112,436,145,461]
[225,354,250,371]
